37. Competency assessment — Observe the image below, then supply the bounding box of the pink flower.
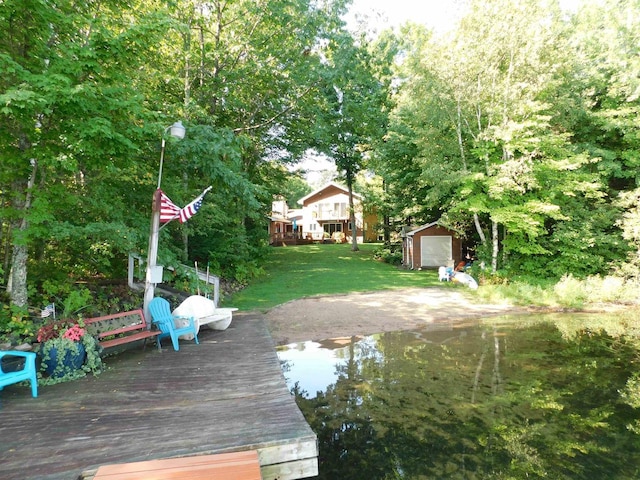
[62,325,86,342]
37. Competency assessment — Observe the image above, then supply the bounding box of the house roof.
[287,209,303,220]
[269,216,291,223]
[405,222,440,236]
[297,181,363,205]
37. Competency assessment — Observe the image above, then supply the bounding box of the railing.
[314,211,349,221]
[128,254,220,306]
[269,231,323,245]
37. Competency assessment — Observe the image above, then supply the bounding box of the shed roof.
[405,222,439,236]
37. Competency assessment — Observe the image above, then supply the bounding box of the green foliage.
[38,286,93,319]
[0,303,37,344]
[373,0,640,279]
[615,188,640,279]
[555,274,640,306]
[621,373,640,433]
[473,273,640,310]
[282,174,313,208]
[0,0,351,309]
[372,243,402,265]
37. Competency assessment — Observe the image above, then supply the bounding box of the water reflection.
[277,313,640,479]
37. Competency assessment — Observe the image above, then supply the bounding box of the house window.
[334,203,347,217]
[323,223,342,235]
[318,202,347,219]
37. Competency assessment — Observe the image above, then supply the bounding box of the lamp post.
[143,121,186,320]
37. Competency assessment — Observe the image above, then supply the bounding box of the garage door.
[420,236,452,267]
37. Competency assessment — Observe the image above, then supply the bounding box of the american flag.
[159,190,181,223]
[180,196,203,223]
[41,303,55,318]
[158,187,212,224]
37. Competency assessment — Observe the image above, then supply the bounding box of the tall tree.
[316,32,390,251]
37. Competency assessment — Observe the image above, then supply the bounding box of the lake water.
[276,313,640,479]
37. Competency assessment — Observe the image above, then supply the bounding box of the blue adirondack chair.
[148,297,199,351]
[0,350,38,398]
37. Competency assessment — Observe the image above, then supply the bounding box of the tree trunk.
[348,192,359,251]
[2,224,11,285]
[382,179,391,244]
[474,214,486,243]
[455,100,486,243]
[181,229,189,262]
[346,171,359,252]
[8,160,38,307]
[8,245,28,307]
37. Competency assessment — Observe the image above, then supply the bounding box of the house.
[297,182,378,243]
[268,198,305,246]
[402,222,462,269]
[269,182,378,245]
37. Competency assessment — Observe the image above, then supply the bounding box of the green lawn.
[228,243,444,312]
[225,243,640,313]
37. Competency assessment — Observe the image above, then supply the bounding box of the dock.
[0,313,318,480]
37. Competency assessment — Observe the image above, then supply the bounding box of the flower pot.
[43,342,86,378]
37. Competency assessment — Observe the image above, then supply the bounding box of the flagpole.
[143,188,162,321]
[143,121,185,321]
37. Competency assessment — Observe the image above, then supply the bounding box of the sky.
[344,0,465,34]
[345,0,583,33]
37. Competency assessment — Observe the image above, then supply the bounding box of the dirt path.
[257,287,533,345]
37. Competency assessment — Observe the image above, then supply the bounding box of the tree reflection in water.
[278,313,640,479]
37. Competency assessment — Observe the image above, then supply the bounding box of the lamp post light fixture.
[143,121,186,320]
[157,121,186,189]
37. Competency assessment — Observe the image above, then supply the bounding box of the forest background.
[1,0,639,341]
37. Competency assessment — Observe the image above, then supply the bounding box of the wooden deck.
[0,313,318,480]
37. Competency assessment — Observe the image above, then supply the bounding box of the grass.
[226,243,640,313]
[228,243,444,311]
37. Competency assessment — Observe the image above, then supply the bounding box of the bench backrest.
[84,309,149,339]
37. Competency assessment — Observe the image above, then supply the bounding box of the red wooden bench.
[92,450,262,479]
[84,309,160,351]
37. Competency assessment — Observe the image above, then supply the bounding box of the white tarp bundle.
[172,295,237,339]
[452,272,479,290]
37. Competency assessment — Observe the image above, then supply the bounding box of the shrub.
[553,274,587,308]
[0,303,37,345]
[373,243,402,266]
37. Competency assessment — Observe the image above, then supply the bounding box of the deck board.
[0,313,317,480]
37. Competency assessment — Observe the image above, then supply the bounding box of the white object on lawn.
[451,272,479,290]
[438,266,449,282]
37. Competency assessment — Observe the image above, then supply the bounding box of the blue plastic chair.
[148,297,199,351]
[0,351,38,398]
